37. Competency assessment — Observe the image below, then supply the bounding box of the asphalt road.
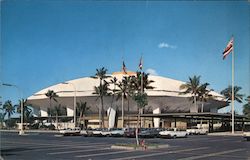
[1,132,249,160]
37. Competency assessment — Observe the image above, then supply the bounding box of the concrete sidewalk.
[208,131,243,136]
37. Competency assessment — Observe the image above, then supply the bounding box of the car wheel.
[173,135,177,139]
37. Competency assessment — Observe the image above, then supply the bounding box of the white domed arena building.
[27,71,246,132]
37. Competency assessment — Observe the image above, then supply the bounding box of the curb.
[208,132,243,136]
[111,144,169,150]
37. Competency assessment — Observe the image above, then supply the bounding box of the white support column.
[153,107,161,128]
[67,107,74,117]
[41,110,48,117]
[107,107,116,129]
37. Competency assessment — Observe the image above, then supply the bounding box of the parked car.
[243,132,250,141]
[110,128,125,137]
[80,128,94,137]
[159,128,188,138]
[155,128,165,137]
[187,127,208,135]
[86,128,94,136]
[243,127,250,141]
[124,128,137,138]
[59,127,81,136]
[92,128,103,136]
[138,128,159,138]
[101,128,112,137]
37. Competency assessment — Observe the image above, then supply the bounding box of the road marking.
[207,139,231,142]
[2,141,106,147]
[48,147,111,155]
[109,147,209,160]
[75,150,136,158]
[10,144,109,153]
[176,148,245,160]
[169,137,212,142]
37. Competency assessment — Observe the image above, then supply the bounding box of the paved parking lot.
[1,132,250,160]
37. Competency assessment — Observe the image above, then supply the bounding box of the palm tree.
[108,77,119,126]
[45,90,58,123]
[16,99,33,123]
[197,83,213,127]
[0,113,4,129]
[109,77,119,109]
[133,92,148,146]
[116,78,129,128]
[130,72,154,92]
[92,79,110,128]
[243,96,250,118]
[47,108,53,117]
[197,83,213,113]
[116,76,138,128]
[130,72,154,146]
[54,105,60,129]
[220,85,244,103]
[47,104,67,129]
[179,75,201,113]
[53,104,65,129]
[3,100,15,119]
[91,67,111,128]
[76,101,90,129]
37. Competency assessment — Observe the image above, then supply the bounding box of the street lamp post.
[61,82,77,128]
[2,83,24,135]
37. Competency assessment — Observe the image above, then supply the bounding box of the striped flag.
[122,61,127,74]
[222,37,234,60]
[139,57,143,70]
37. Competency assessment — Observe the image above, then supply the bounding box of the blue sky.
[1,1,249,114]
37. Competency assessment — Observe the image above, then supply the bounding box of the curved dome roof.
[28,72,225,101]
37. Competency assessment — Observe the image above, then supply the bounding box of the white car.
[243,132,250,141]
[92,128,103,136]
[187,127,208,135]
[110,128,125,137]
[80,129,88,136]
[59,127,81,136]
[101,128,112,137]
[159,128,188,138]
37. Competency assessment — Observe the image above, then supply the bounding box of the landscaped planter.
[111,143,169,150]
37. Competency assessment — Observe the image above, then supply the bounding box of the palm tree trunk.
[82,114,86,129]
[194,96,197,113]
[49,99,52,124]
[56,113,58,130]
[101,96,104,128]
[99,97,102,128]
[100,79,105,128]
[78,112,82,128]
[136,108,140,146]
[127,98,130,127]
[121,94,124,128]
[201,102,204,128]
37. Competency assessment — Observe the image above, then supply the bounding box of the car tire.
[173,135,177,139]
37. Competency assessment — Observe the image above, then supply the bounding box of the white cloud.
[158,42,177,49]
[146,68,158,76]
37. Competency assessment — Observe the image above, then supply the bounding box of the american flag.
[122,61,127,74]
[139,57,143,70]
[222,37,233,60]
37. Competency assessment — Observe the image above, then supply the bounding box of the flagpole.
[231,37,235,134]
[140,57,143,128]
